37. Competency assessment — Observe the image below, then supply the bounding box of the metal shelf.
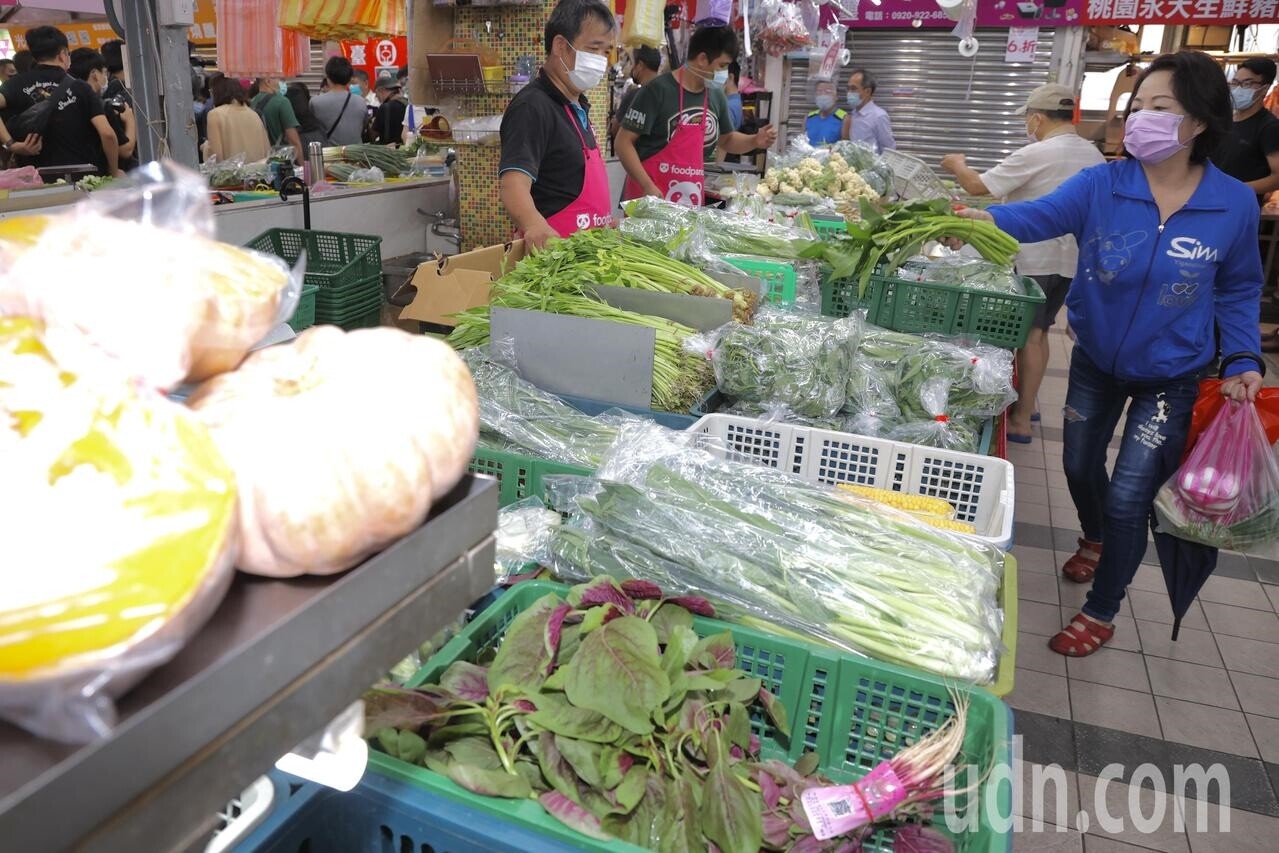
[0,475,498,853]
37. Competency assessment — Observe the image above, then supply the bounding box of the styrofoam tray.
[691,413,1015,550]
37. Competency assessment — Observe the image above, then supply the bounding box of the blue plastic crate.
[232,770,550,853]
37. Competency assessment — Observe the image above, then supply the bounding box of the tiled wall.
[451,3,612,251]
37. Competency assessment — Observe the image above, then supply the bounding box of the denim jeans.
[1062,347,1200,623]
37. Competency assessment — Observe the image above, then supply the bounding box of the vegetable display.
[802,198,1020,297]
[446,231,731,413]
[693,308,863,419]
[186,326,479,577]
[366,577,973,849]
[758,152,879,206]
[894,339,1017,422]
[0,317,238,743]
[621,196,815,261]
[545,423,1005,683]
[324,143,413,177]
[894,255,1025,296]
[463,348,629,468]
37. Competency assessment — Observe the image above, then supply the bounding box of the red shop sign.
[341,36,408,79]
[1083,0,1277,24]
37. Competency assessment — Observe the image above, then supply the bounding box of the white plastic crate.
[690,413,1015,550]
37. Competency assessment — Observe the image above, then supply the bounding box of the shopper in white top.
[941,83,1106,443]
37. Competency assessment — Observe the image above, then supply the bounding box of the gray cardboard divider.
[585,284,732,332]
[490,307,656,408]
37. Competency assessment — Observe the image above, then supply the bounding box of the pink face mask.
[1123,110,1188,164]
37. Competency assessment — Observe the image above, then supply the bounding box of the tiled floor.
[1008,327,1279,851]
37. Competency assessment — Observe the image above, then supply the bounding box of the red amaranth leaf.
[621,579,664,600]
[576,577,636,613]
[759,768,782,809]
[544,603,573,669]
[539,791,612,840]
[667,595,716,617]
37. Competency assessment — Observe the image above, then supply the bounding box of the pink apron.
[622,72,708,207]
[542,104,614,237]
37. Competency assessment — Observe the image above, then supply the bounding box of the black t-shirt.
[0,64,68,124]
[374,97,407,144]
[103,77,132,108]
[39,79,108,174]
[499,70,600,220]
[1213,109,1279,190]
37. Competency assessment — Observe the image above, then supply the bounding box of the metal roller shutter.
[785,28,1055,173]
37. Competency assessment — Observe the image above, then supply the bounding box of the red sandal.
[1049,612,1115,657]
[1061,538,1102,584]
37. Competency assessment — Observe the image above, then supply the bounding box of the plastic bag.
[694,0,733,25]
[544,420,1005,684]
[349,165,386,184]
[0,317,238,742]
[460,347,637,468]
[0,166,44,190]
[621,0,664,47]
[495,497,561,584]
[888,377,982,452]
[0,162,302,390]
[895,337,1017,421]
[1155,401,1279,554]
[757,0,814,57]
[201,153,247,188]
[1183,379,1279,462]
[690,307,863,418]
[895,254,1024,295]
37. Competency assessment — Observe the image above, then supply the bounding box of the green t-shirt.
[620,71,735,161]
[250,92,299,147]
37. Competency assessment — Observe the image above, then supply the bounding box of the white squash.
[187,326,479,577]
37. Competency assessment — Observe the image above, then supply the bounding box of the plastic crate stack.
[246,229,384,331]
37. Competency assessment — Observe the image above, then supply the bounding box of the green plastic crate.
[811,217,847,241]
[723,254,798,305]
[370,580,1013,853]
[315,289,383,320]
[245,228,383,294]
[470,446,592,507]
[823,273,1046,349]
[288,284,318,332]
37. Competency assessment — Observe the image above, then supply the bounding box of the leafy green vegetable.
[363,577,922,850]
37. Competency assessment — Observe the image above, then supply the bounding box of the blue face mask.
[349,83,362,95]
[710,69,729,88]
[277,81,288,97]
[847,91,862,108]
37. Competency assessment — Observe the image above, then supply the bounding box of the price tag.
[1004,26,1039,64]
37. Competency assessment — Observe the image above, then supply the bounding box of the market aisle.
[1008,325,1279,852]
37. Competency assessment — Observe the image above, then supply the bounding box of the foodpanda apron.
[515,105,613,241]
[541,105,614,238]
[622,73,708,207]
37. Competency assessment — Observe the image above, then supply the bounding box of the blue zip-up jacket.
[990,158,1262,381]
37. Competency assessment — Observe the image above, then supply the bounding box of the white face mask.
[815,94,835,111]
[562,43,607,91]
[1231,86,1258,111]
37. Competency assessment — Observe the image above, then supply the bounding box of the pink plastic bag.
[1154,400,1279,554]
[0,166,43,190]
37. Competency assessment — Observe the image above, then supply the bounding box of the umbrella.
[1153,527,1219,641]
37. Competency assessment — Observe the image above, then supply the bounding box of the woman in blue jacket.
[959,51,1265,658]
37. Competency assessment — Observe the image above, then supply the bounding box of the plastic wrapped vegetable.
[548,421,1005,684]
[895,254,1024,295]
[494,497,562,584]
[694,308,863,419]
[1155,400,1279,553]
[461,348,633,468]
[0,317,238,743]
[888,377,982,453]
[0,163,301,389]
[895,338,1017,421]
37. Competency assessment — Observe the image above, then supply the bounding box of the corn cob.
[835,483,957,520]
[920,516,976,534]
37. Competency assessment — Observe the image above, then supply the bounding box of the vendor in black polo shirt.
[498,0,615,249]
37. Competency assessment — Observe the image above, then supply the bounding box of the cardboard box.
[399,240,527,327]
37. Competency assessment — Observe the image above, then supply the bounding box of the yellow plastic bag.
[622,0,665,48]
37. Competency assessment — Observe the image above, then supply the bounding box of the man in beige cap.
[940,83,1105,443]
